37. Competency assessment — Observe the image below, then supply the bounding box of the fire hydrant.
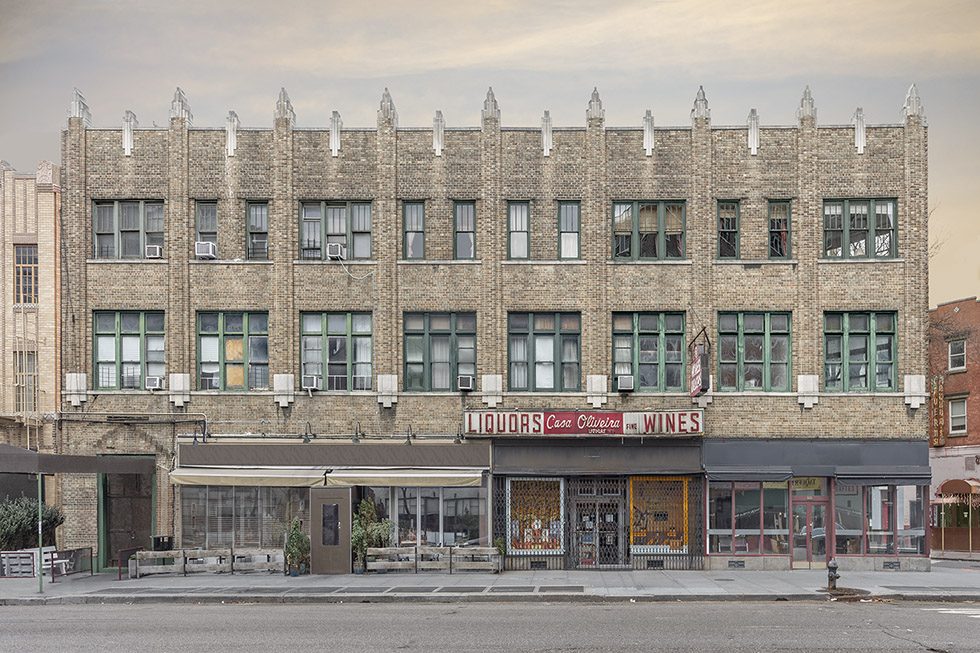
[827,558,840,591]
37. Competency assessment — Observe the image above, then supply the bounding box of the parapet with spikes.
[378,88,397,128]
[587,88,604,121]
[433,110,445,156]
[275,88,295,125]
[691,86,709,121]
[69,88,92,126]
[482,87,500,122]
[170,87,193,126]
[903,84,924,119]
[798,86,816,122]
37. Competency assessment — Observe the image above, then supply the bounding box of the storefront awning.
[323,468,485,487]
[835,465,932,486]
[169,467,328,487]
[704,467,793,482]
[938,478,980,495]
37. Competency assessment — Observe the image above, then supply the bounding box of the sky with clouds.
[1,0,977,305]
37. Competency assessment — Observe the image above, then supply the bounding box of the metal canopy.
[0,444,155,475]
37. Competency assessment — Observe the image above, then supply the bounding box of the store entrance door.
[310,487,351,574]
[791,502,828,569]
[571,496,627,568]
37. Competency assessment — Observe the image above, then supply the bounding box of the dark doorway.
[101,472,153,568]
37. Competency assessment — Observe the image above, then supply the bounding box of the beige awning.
[324,468,485,487]
[169,467,328,487]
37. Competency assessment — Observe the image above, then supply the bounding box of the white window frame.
[949,398,967,435]
[948,340,966,371]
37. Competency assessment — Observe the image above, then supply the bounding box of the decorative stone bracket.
[64,373,87,407]
[169,373,191,407]
[377,374,398,408]
[693,375,713,409]
[586,375,607,408]
[904,374,927,409]
[798,374,819,409]
[273,374,295,408]
[482,374,502,408]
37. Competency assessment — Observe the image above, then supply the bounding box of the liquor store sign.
[463,410,703,437]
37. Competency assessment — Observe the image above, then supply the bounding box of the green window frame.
[823,199,897,259]
[298,201,372,260]
[403,202,425,259]
[768,201,791,258]
[301,312,372,391]
[94,311,165,390]
[454,201,476,259]
[824,312,896,391]
[717,201,739,259]
[718,312,791,392]
[612,312,686,391]
[508,312,581,391]
[93,200,164,259]
[195,201,217,245]
[508,201,530,259]
[246,202,269,260]
[558,202,580,259]
[403,312,476,391]
[197,312,269,390]
[612,201,685,260]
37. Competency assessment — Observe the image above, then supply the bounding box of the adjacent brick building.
[928,296,980,558]
[58,85,930,572]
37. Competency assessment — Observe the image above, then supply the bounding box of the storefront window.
[834,484,863,554]
[762,482,789,554]
[181,486,309,549]
[208,486,234,547]
[443,487,483,545]
[234,487,260,548]
[362,486,391,521]
[896,485,926,555]
[630,477,689,554]
[396,487,419,544]
[507,478,565,554]
[866,485,895,554]
[181,486,207,548]
[420,488,440,545]
[734,482,761,554]
[708,482,733,553]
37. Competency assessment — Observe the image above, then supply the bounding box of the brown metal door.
[104,473,152,564]
[310,487,351,574]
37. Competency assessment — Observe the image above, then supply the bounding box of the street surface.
[2,601,978,652]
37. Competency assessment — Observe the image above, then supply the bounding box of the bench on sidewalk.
[366,545,499,574]
[132,548,285,578]
[134,550,185,578]
[184,548,233,574]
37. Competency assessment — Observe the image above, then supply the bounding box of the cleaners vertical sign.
[463,410,703,437]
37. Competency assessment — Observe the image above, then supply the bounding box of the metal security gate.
[568,477,628,568]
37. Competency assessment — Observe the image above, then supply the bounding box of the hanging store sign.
[463,410,703,437]
[690,344,710,398]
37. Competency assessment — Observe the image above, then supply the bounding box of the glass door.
[792,502,828,569]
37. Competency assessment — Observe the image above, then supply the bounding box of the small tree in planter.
[0,497,64,551]
[351,499,392,573]
[284,518,310,576]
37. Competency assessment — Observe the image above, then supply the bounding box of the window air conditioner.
[195,241,217,259]
[144,376,164,390]
[301,375,322,391]
[144,245,163,259]
[326,242,347,260]
[617,375,635,392]
[457,375,475,392]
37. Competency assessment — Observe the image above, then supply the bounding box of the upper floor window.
[717,201,739,259]
[613,201,685,260]
[93,200,164,259]
[196,201,217,245]
[301,312,372,390]
[14,244,37,304]
[454,202,475,259]
[198,312,268,390]
[558,202,580,259]
[509,312,580,391]
[94,310,165,390]
[718,312,791,392]
[403,202,424,259]
[949,398,967,435]
[824,312,895,391]
[14,351,36,412]
[247,202,268,260]
[823,199,896,259]
[613,312,685,391]
[300,201,372,261]
[404,312,476,391]
[768,201,791,259]
[508,202,530,259]
[948,340,966,371]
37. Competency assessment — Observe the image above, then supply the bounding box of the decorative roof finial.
[482,87,500,122]
[169,87,193,126]
[378,87,397,128]
[643,109,655,156]
[330,110,342,157]
[691,86,709,122]
[122,110,139,156]
[798,86,816,121]
[747,108,759,156]
[541,110,553,157]
[903,84,924,119]
[274,87,295,125]
[433,110,445,156]
[587,87,604,121]
[852,107,866,154]
[69,88,92,126]
[225,111,240,157]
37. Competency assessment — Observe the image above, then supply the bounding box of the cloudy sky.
[1,0,977,306]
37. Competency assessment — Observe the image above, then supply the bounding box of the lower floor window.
[376,485,485,546]
[630,477,689,554]
[506,478,565,554]
[708,481,789,554]
[180,486,309,549]
[835,484,926,555]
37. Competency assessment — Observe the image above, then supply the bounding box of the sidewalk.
[3,561,979,605]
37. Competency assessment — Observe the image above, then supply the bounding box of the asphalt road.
[1,601,977,652]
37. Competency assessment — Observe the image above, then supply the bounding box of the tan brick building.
[58,85,930,572]
[1,159,60,500]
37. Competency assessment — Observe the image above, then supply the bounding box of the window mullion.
[736,314,745,392]
[140,312,146,390]
[658,313,666,392]
[114,312,122,390]
[841,314,849,392]
[218,314,226,390]
[657,202,665,261]
[762,314,771,392]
